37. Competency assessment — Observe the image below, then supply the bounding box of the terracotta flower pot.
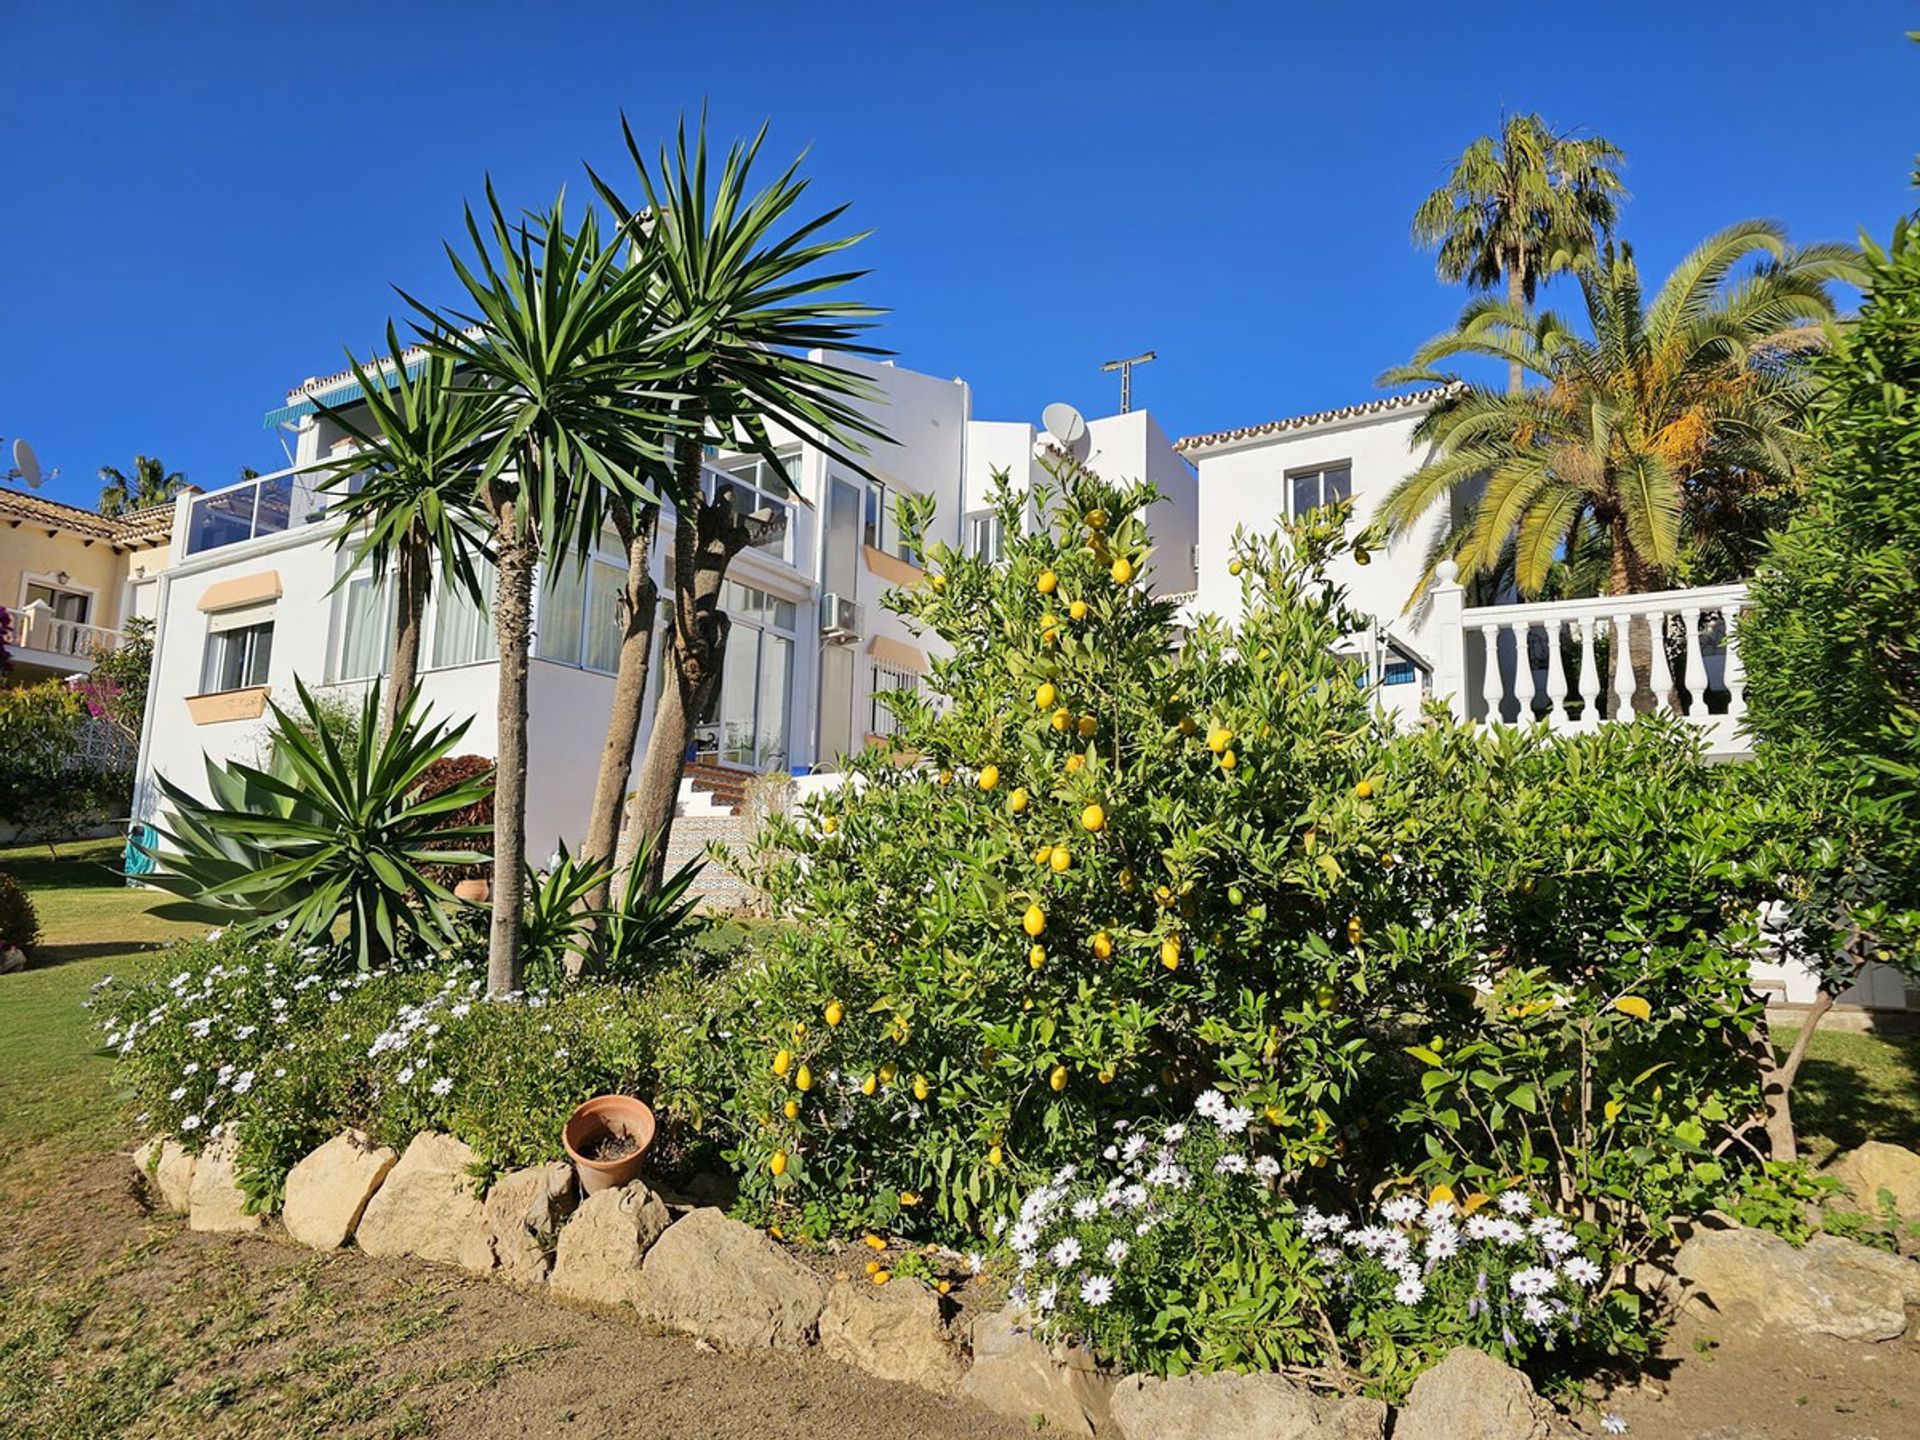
[563,1095,657,1196]
[453,878,491,904]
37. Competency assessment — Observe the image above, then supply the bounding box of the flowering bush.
[1001,1092,1640,1399]
[1000,1095,1326,1379]
[96,930,727,1209]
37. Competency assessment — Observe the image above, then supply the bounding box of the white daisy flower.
[1079,1273,1114,1307]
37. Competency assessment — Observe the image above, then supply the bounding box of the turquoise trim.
[261,357,430,429]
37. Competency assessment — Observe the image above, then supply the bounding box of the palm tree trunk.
[383,529,432,732]
[485,488,536,996]
[628,422,747,892]
[1506,265,1526,395]
[579,500,661,910]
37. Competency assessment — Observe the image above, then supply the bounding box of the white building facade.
[131,354,1196,861]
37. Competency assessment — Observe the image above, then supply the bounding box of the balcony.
[1428,567,1751,756]
[183,465,338,557]
[8,602,126,676]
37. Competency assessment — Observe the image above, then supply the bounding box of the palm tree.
[411,184,688,995]
[310,326,493,731]
[97,455,186,516]
[1379,220,1863,601]
[1413,115,1627,391]
[589,117,887,890]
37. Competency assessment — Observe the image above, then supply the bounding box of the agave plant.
[518,835,705,986]
[136,680,492,971]
[596,833,704,982]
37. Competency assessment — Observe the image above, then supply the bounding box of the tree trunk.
[383,528,432,732]
[1505,264,1527,395]
[627,422,759,892]
[1757,987,1838,1161]
[579,500,661,910]
[485,489,537,996]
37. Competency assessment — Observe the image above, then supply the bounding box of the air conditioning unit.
[819,591,863,643]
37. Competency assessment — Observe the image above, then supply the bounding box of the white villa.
[106,356,1908,1017]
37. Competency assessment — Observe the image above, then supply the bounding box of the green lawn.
[0,839,205,1202]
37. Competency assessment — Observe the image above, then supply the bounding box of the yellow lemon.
[1029,944,1046,970]
[1009,787,1030,815]
[1041,613,1061,643]
[769,1150,788,1176]
[821,816,838,836]
[1355,778,1374,799]
[1110,556,1135,585]
[864,1259,881,1275]
[1206,726,1232,754]
[930,573,947,590]
[1069,599,1089,622]
[1049,1064,1069,1092]
[783,1099,798,1119]
[1023,904,1046,937]
[861,1072,878,1096]
[794,1064,814,1092]
[772,1048,793,1077]
[988,1144,1003,1167]
[1315,983,1337,1010]
[1098,1067,1115,1084]
[1049,845,1072,873]
[978,764,1000,791]
[865,1233,887,1250]
[912,1073,931,1101]
[1160,935,1183,970]
[1051,707,1072,732]
[878,1061,898,1085]
[1118,866,1137,893]
[1076,714,1097,739]
[871,1269,891,1285]
[1065,754,1085,774]
[1080,803,1105,833]
[1228,557,1244,576]
[1035,681,1057,710]
[1036,569,1058,595]
[1220,749,1238,770]
[1086,508,1108,531]
[1035,844,1054,867]
[936,1279,952,1295]
[1091,931,1113,960]
[825,1000,845,1028]
[1346,916,1363,946]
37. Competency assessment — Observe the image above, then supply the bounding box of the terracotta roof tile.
[1175,386,1460,456]
[0,487,176,548]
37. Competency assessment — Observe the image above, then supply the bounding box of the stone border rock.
[129,1127,1920,1437]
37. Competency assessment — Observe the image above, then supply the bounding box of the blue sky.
[2,2,1914,511]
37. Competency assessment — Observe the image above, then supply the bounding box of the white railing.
[10,602,125,666]
[1427,563,1750,755]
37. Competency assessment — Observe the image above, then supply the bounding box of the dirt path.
[0,1153,1031,1440]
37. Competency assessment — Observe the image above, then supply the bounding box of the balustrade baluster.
[1645,609,1673,716]
[1509,621,1540,720]
[1612,612,1637,718]
[1479,623,1505,722]
[1576,616,1600,725]
[1723,605,1747,722]
[1544,617,1570,726]
[1680,606,1706,718]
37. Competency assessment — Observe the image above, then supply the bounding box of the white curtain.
[432,561,498,668]
[584,560,624,673]
[538,559,586,666]
[335,572,390,682]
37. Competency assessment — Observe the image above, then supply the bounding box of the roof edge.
[1175,386,1461,457]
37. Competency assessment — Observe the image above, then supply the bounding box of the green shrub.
[0,681,132,849]
[0,872,40,951]
[98,930,731,1210]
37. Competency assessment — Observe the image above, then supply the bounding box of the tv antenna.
[4,437,51,489]
[1100,350,1156,414]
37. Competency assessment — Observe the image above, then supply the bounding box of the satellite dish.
[12,438,44,488]
[1040,402,1091,461]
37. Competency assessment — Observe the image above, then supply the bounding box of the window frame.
[200,616,275,694]
[1285,461,1354,518]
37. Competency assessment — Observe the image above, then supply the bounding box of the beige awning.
[198,570,282,612]
[867,635,928,674]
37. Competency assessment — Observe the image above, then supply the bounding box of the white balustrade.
[1428,582,1751,756]
[10,604,126,665]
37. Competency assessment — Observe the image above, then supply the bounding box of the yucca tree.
[589,115,887,890]
[1380,220,1863,601]
[97,454,187,517]
[311,326,493,731]
[1413,115,1627,392]
[410,185,690,994]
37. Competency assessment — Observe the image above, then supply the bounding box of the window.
[863,478,918,565]
[869,663,921,738]
[22,581,91,624]
[694,579,798,770]
[332,568,392,682]
[1382,660,1417,687]
[432,560,499,669]
[966,511,1006,565]
[201,608,275,693]
[712,452,797,563]
[1288,463,1353,517]
[537,560,588,668]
